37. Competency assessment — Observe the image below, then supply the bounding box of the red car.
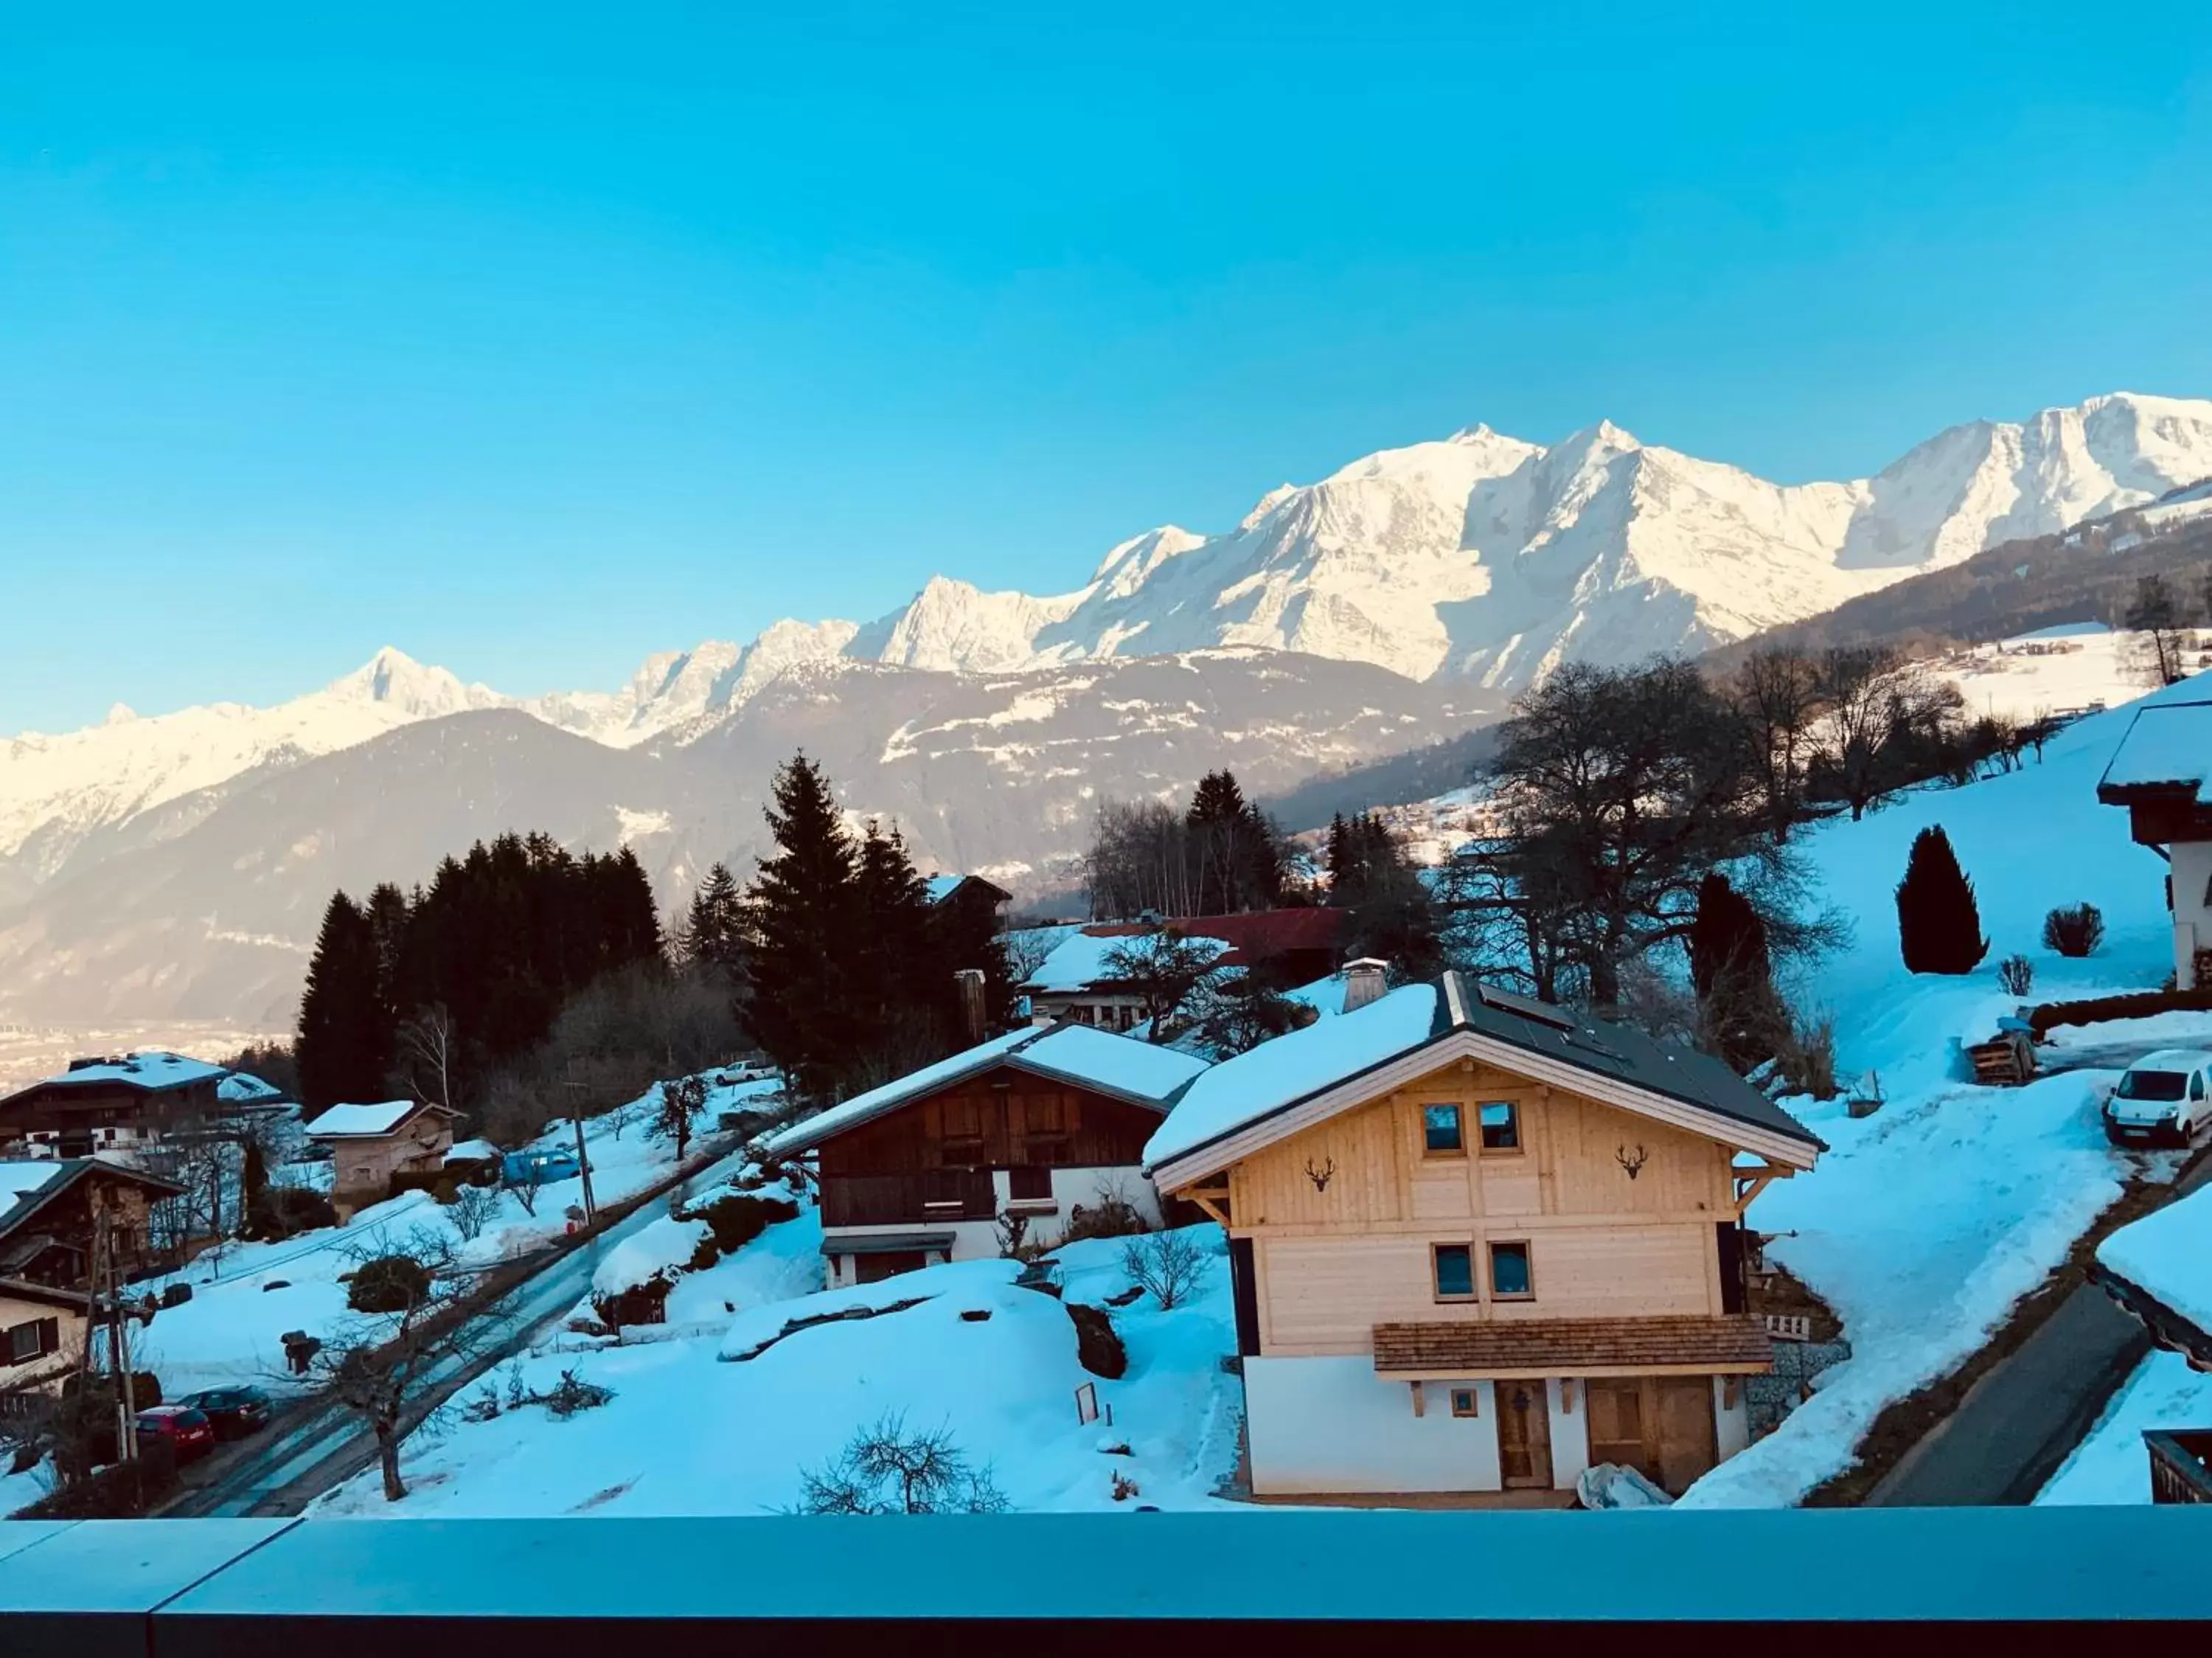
[134,1404,216,1462]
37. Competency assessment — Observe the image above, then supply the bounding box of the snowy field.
[1680,673,2207,1505]
[124,1075,783,1398]
[310,1227,1243,1517]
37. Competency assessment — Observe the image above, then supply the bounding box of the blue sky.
[4,3,2211,732]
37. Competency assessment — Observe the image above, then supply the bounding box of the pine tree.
[296,892,394,1109]
[1325,814,1354,905]
[744,754,863,1101]
[680,862,746,974]
[853,819,936,1038]
[1896,825,1989,974]
[1687,872,1785,1072]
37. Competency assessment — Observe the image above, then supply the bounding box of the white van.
[2103,1050,2212,1146]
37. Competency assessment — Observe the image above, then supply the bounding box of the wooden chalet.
[0,1052,227,1159]
[1143,971,1823,1502]
[2098,692,2212,989]
[0,1159,186,1291]
[762,1023,1210,1287]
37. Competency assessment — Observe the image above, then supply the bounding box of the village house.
[0,1159,185,1290]
[2098,691,2212,989]
[1020,909,1349,1030]
[1143,971,1823,1502]
[922,873,1013,932]
[0,1278,94,1392]
[0,1052,228,1159]
[761,1022,1210,1287]
[305,1100,459,1217]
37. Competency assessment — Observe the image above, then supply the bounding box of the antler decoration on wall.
[1304,1156,1336,1192]
[1615,1143,1649,1181]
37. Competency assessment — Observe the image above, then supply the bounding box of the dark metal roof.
[0,1158,188,1245]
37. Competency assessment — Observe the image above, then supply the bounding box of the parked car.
[2104,1050,2212,1146]
[502,1148,582,1186]
[178,1386,272,1440]
[133,1404,216,1462]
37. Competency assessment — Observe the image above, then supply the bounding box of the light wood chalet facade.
[1144,972,1823,1499]
[762,1023,1209,1288]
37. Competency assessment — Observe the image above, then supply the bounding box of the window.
[1489,1241,1534,1299]
[6,1320,46,1363]
[1479,1100,1520,1151]
[1450,1387,1480,1418]
[1007,1165,1053,1203]
[1422,1104,1464,1155]
[1432,1244,1475,1301]
[2194,1071,2207,1103]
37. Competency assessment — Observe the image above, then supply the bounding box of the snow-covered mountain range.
[3,389,2209,1025]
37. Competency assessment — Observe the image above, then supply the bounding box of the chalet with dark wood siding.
[762,1024,1211,1287]
[0,1052,227,1159]
[0,1159,186,1290]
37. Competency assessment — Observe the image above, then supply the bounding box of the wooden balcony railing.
[2146,1430,2212,1505]
[821,1169,998,1228]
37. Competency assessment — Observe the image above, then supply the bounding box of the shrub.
[445,1184,501,1242]
[1997,954,2034,996]
[1064,1301,1127,1378]
[798,1415,1009,1514]
[592,1273,672,1330]
[1062,1181,1151,1244]
[347,1255,431,1314]
[247,1184,337,1241]
[684,1193,801,1269]
[1896,825,1988,974]
[1120,1229,1211,1311]
[538,1368,615,1418]
[2042,903,2106,958]
[1772,1012,1838,1100]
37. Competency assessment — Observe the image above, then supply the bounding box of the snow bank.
[591,1215,711,1300]
[2037,1350,2212,1505]
[311,1225,1242,1519]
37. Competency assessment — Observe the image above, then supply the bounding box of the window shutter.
[38,1317,59,1357]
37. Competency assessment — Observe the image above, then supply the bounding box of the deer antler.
[1615,1143,1649,1180]
[1304,1156,1336,1193]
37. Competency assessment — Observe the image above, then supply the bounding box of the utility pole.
[564,1066,597,1227]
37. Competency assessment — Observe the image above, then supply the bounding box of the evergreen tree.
[743,754,863,1101]
[1896,825,1989,974]
[852,819,936,1038]
[1686,872,1786,1072]
[1324,814,1354,903]
[1186,769,1283,914]
[297,892,394,1109]
[680,862,747,974]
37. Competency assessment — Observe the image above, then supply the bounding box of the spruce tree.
[297,892,393,1109]
[853,819,936,1036]
[745,754,863,1101]
[681,862,747,974]
[1687,872,1785,1072]
[1896,825,1989,974]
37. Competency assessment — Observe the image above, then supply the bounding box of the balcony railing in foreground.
[2148,1429,2212,1504]
[4,1508,2212,1655]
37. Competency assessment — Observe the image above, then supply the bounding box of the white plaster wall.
[1714,1376,1750,1463]
[1547,1377,1590,1491]
[1245,1356,1501,1495]
[2174,842,2212,987]
[820,1167,1164,1286]
[821,1220,990,1288]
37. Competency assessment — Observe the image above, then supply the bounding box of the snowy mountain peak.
[103,704,137,726]
[1241,484,1300,530]
[326,648,504,718]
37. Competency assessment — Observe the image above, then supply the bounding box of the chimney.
[954,968,987,1044]
[1342,958,1389,1013]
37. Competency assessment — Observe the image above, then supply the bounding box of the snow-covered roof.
[762,1022,1210,1159]
[217,1072,285,1104]
[305,1100,451,1139]
[924,875,966,903]
[2098,1185,2212,1346]
[0,1156,183,1237]
[443,1138,501,1165]
[1020,928,1231,993]
[0,1162,66,1217]
[1144,970,1824,1179]
[24,1051,226,1093]
[1145,983,1442,1169]
[2098,697,2212,801]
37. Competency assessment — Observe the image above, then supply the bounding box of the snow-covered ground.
[127,1075,783,1396]
[1680,672,2208,1505]
[310,1227,1243,1517]
[2037,1350,2212,1505]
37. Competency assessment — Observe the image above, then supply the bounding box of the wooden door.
[1496,1381,1553,1489]
[1655,1378,1719,1495]
[1585,1379,1652,1482]
[853,1251,927,1285]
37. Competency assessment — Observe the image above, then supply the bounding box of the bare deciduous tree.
[799,1415,1009,1515]
[311,1227,509,1503]
[394,1003,459,1106]
[650,1074,709,1162]
[1121,1228,1211,1311]
[447,1184,501,1243]
[1099,931,1224,1041]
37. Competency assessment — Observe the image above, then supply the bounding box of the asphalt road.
[1869,1137,2212,1507]
[159,1141,748,1518]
